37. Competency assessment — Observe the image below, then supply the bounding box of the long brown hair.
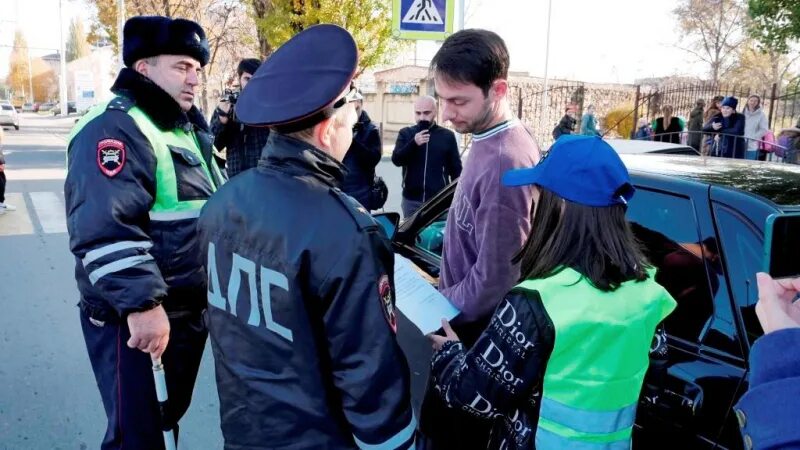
[512,188,650,291]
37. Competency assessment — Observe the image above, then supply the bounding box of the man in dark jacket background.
[703,96,746,159]
[688,98,705,152]
[392,95,462,217]
[552,105,577,140]
[211,58,270,177]
[341,93,384,210]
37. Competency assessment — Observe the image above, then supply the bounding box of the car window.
[627,189,718,345]
[713,204,764,347]
[1,105,13,111]
[415,210,448,258]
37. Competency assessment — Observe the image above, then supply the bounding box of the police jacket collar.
[261,132,345,187]
[110,68,210,133]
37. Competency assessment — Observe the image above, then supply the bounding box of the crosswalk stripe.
[0,193,35,236]
[29,192,67,234]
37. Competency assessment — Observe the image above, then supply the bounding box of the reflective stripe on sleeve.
[82,241,154,267]
[353,412,416,450]
[88,254,155,285]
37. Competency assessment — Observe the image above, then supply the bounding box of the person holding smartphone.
[733,272,800,450]
[392,95,462,217]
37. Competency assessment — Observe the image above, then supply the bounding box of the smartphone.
[763,213,800,278]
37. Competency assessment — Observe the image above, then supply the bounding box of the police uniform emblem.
[378,275,397,333]
[96,139,126,177]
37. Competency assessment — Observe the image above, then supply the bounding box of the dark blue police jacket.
[197,132,415,450]
[735,328,800,449]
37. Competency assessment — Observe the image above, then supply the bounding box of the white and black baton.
[151,357,177,450]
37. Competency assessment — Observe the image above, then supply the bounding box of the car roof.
[607,139,697,155]
[621,154,800,207]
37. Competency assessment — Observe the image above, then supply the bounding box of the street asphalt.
[0,113,431,449]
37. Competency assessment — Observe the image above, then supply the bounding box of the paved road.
[0,114,431,449]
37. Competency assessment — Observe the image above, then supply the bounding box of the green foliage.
[6,31,30,99]
[67,18,91,62]
[249,0,404,73]
[603,105,635,139]
[748,0,800,54]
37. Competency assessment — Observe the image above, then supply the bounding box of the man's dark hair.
[430,29,509,96]
[512,188,650,291]
[237,58,261,77]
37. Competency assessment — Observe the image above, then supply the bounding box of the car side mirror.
[373,212,400,240]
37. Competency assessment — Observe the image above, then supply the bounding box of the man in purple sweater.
[418,29,540,449]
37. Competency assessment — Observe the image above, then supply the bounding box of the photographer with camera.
[392,95,462,217]
[211,58,270,177]
[341,92,386,211]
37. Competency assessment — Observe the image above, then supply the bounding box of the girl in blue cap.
[427,135,676,449]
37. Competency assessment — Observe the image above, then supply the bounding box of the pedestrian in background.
[743,94,769,160]
[392,95,462,217]
[633,117,653,141]
[703,96,724,156]
[580,104,600,136]
[342,90,386,210]
[733,272,800,449]
[653,105,684,145]
[704,96,746,159]
[688,98,705,152]
[211,58,270,178]
[552,105,577,140]
[428,135,676,449]
[419,28,541,449]
[0,126,15,214]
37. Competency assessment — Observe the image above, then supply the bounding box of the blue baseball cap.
[502,135,635,207]
[235,24,358,128]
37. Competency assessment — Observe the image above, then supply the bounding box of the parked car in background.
[0,102,20,130]
[38,102,55,113]
[385,151,800,449]
[52,101,77,115]
[21,102,36,113]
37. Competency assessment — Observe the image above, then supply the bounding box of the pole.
[152,358,177,450]
[58,0,68,116]
[539,0,552,140]
[458,0,465,30]
[117,0,125,72]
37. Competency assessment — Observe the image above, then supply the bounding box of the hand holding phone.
[755,273,800,334]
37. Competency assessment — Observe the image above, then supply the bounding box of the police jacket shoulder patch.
[329,187,376,231]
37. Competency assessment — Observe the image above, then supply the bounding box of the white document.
[393,254,460,335]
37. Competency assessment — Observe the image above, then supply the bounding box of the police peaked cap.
[235,24,359,129]
[123,16,210,67]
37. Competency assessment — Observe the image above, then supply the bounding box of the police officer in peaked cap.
[197,24,416,449]
[65,16,224,449]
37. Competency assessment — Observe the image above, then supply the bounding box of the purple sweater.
[439,120,540,322]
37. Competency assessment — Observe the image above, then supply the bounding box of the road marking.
[29,192,67,234]
[0,193,35,236]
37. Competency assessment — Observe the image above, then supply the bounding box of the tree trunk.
[250,0,274,58]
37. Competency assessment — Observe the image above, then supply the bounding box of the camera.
[222,89,240,105]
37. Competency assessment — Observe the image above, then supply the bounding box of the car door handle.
[641,380,703,418]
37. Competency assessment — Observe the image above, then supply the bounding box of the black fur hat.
[123,16,210,67]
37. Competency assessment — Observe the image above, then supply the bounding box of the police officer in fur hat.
[197,24,415,449]
[65,16,225,449]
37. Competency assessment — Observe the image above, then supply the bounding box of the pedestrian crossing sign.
[393,0,454,40]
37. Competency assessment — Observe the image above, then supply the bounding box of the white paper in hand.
[393,254,460,335]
